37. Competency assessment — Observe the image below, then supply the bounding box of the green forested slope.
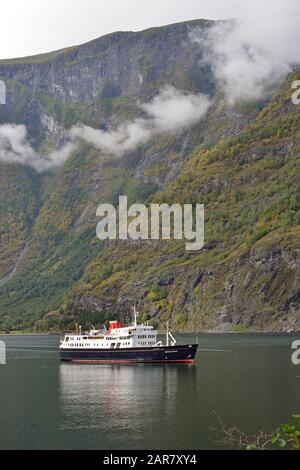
[61,71,300,333]
[0,21,299,332]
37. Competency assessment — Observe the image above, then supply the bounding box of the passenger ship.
[60,308,198,364]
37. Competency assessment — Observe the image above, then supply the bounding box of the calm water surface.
[0,334,299,450]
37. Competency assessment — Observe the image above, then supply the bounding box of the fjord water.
[0,334,299,450]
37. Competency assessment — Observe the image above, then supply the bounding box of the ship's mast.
[166,322,169,347]
[166,321,176,347]
[133,306,138,327]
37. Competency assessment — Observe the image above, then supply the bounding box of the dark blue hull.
[60,344,198,364]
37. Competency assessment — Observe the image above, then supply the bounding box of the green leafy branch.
[213,413,300,450]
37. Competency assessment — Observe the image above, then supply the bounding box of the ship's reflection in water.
[59,364,197,449]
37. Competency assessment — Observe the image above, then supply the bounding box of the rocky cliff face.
[0,20,215,137]
[0,19,299,332]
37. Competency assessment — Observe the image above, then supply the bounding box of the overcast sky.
[0,0,289,59]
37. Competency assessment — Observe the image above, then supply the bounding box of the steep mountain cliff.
[0,19,299,332]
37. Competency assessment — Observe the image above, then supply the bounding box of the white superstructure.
[60,308,176,351]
